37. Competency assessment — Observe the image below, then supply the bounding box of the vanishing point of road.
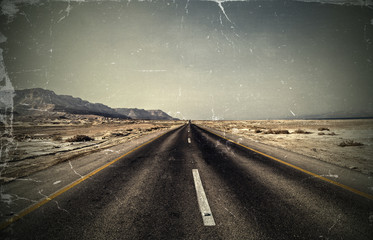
[1,123,372,239]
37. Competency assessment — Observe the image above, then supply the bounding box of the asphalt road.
[1,123,372,239]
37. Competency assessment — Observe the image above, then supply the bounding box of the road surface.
[1,123,372,239]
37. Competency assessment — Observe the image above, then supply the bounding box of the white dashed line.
[53,180,62,185]
[192,169,215,226]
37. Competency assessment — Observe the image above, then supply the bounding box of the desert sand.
[1,117,183,182]
[195,119,373,175]
[2,118,372,182]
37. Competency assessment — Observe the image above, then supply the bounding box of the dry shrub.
[264,129,289,134]
[255,129,262,133]
[318,127,330,131]
[52,135,62,141]
[66,135,94,142]
[338,140,364,147]
[294,129,311,134]
[264,129,274,134]
[318,132,336,136]
[111,132,130,137]
[274,129,289,134]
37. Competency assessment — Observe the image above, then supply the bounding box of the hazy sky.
[0,0,372,120]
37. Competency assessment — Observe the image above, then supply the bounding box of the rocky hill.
[115,108,177,120]
[13,88,129,119]
[13,88,178,121]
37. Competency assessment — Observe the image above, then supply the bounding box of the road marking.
[192,169,216,226]
[188,137,191,143]
[199,127,373,201]
[53,180,61,185]
[0,129,174,231]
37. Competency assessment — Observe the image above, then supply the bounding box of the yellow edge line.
[200,126,373,201]
[0,127,178,230]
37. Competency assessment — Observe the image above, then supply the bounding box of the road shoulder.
[0,125,181,225]
[196,124,373,198]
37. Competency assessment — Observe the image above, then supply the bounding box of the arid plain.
[2,117,372,183]
[196,119,373,175]
[1,116,183,182]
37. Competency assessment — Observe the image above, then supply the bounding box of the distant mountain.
[13,88,177,120]
[299,110,373,120]
[115,108,178,120]
[13,88,130,119]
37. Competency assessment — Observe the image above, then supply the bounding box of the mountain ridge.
[115,108,178,120]
[13,88,177,120]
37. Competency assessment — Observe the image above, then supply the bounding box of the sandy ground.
[0,118,183,182]
[195,119,373,175]
[2,118,372,182]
